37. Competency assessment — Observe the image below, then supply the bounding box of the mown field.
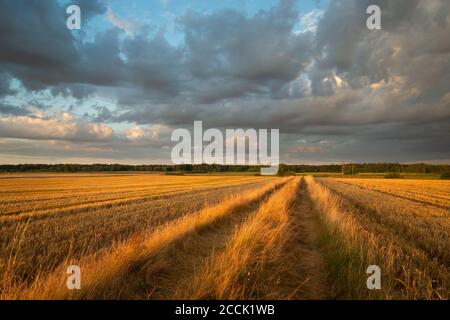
[0,174,448,299]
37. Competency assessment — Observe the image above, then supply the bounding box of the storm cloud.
[0,0,449,164]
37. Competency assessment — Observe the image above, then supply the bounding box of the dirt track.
[120,177,334,299]
[285,179,334,299]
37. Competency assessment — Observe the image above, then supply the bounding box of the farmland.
[309,177,450,299]
[0,174,448,299]
[0,174,274,287]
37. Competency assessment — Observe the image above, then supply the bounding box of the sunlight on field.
[333,178,450,208]
[0,174,267,217]
[0,174,448,300]
[313,177,450,299]
[0,174,275,293]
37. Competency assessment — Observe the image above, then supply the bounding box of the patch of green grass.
[440,172,450,180]
[164,171,185,175]
[316,219,375,299]
[384,173,403,179]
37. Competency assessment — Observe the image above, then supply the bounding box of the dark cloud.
[180,0,313,102]
[0,73,16,97]
[50,83,96,101]
[0,1,78,71]
[0,102,30,116]
[315,0,450,104]
[0,0,108,93]
[0,0,449,163]
[122,31,184,98]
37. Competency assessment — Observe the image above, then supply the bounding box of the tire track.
[277,178,334,299]
[120,181,288,299]
[159,178,333,300]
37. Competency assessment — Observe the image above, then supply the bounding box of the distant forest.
[0,163,449,174]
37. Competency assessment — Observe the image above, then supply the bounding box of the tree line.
[289,163,450,174]
[0,163,449,174]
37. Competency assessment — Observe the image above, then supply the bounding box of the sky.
[0,0,449,165]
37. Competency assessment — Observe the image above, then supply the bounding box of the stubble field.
[0,174,448,299]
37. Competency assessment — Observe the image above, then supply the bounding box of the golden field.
[0,174,448,299]
[308,177,450,299]
[332,178,450,209]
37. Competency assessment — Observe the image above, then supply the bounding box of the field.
[0,174,448,299]
[308,177,450,299]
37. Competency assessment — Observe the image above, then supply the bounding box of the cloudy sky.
[0,0,449,164]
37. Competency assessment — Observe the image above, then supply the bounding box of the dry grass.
[175,177,300,299]
[0,174,267,219]
[321,178,450,266]
[305,176,449,299]
[1,173,448,300]
[0,177,284,299]
[0,174,277,297]
[333,178,450,209]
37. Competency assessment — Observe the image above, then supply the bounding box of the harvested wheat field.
[308,177,450,299]
[0,174,448,299]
